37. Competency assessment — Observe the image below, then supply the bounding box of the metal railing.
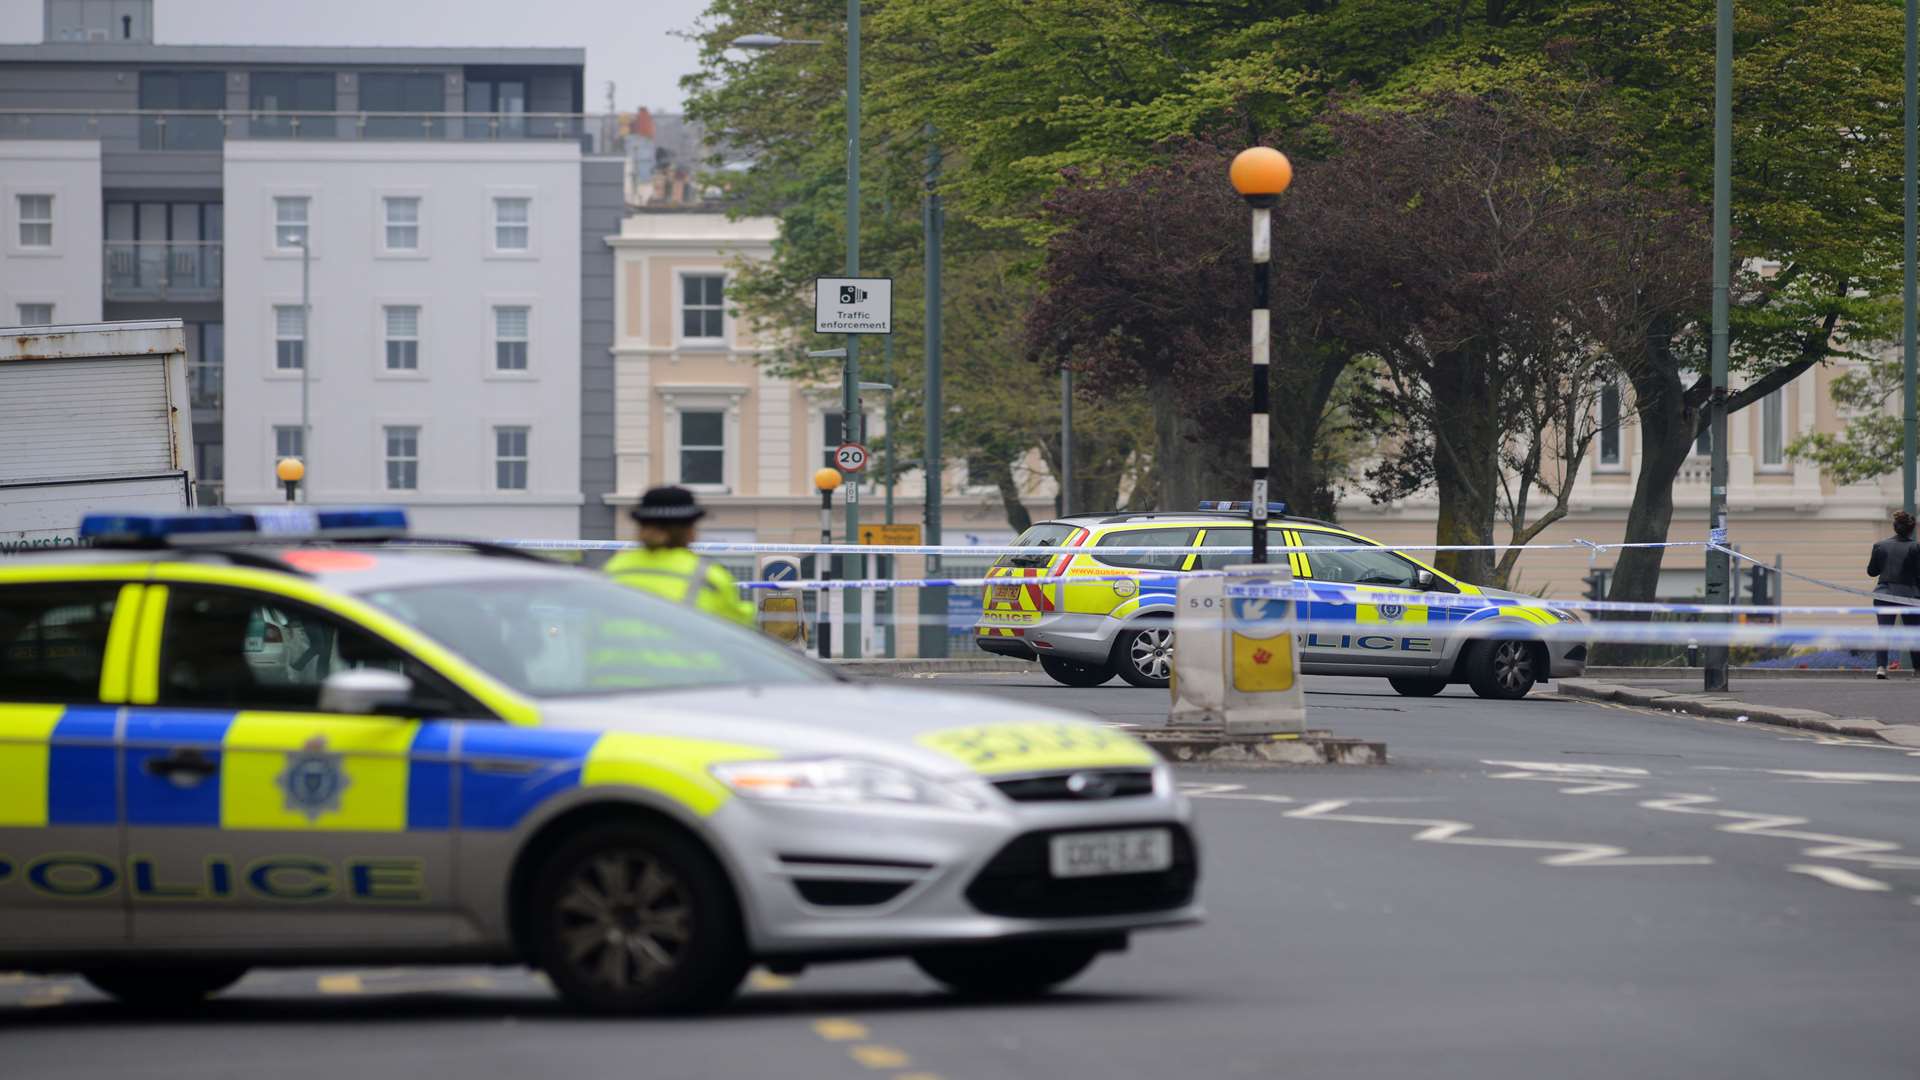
[104,240,222,301]
[0,109,624,154]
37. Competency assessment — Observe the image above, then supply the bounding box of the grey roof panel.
[0,43,583,66]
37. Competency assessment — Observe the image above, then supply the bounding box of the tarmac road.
[5,675,1918,1079]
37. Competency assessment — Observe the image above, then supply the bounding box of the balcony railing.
[104,241,222,301]
[0,109,624,154]
[188,360,222,410]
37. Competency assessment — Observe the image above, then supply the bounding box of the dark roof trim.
[0,43,584,66]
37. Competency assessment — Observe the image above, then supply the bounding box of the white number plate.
[1048,829,1173,879]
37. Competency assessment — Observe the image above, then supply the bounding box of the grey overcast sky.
[0,0,713,113]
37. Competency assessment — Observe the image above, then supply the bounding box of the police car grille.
[965,824,1197,918]
[993,770,1156,803]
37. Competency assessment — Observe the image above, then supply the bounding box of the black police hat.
[631,485,707,523]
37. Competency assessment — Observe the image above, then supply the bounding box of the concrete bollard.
[1169,564,1306,736]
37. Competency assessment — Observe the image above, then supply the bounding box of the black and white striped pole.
[1229,147,1293,564]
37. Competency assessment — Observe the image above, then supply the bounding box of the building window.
[274,196,309,250]
[384,305,420,371]
[194,440,224,506]
[493,197,530,251]
[274,305,306,370]
[188,321,223,409]
[1761,386,1786,467]
[495,426,530,490]
[361,72,444,138]
[1694,426,1711,457]
[494,305,529,371]
[1598,381,1621,466]
[15,303,52,326]
[274,425,305,465]
[138,71,223,150]
[965,458,997,489]
[679,410,725,486]
[681,274,725,342]
[384,426,420,490]
[16,195,52,248]
[249,72,336,138]
[382,196,419,251]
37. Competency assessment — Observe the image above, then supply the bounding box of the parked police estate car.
[976,503,1584,698]
[0,509,1198,1013]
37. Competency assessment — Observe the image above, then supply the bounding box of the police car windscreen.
[358,577,831,698]
[994,523,1079,569]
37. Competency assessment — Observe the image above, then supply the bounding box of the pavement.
[1559,674,1920,747]
[5,673,1920,1078]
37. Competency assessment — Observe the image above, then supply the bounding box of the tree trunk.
[1608,353,1694,605]
[989,458,1033,534]
[1428,350,1500,584]
[1149,367,1202,511]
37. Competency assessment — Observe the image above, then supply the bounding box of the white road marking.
[1483,761,1651,776]
[1637,794,1920,872]
[1283,799,1713,868]
[1788,864,1893,892]
[1762,769,1920,785]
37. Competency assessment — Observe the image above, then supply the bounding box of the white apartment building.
[0,140,102,327]
[221,140,583,537]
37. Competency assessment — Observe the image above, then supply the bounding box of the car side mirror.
[1414,569,1436,591]
[318,668,416,716]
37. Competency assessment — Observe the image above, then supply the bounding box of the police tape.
[492,538,1713,558]
[1712,543,1920,607]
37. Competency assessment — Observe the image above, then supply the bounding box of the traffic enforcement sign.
[834,442,870,473]
[859,523,922,545]
[815,277,893,335]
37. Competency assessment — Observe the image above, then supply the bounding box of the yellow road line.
[747,970,794,991]
[849,1045,911,1070]
[812,1017,870,1042]
[316,973,365,994]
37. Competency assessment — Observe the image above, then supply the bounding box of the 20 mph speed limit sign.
[834,442,870,473]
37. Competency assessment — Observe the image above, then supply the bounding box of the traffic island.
[1142,729,1388,765]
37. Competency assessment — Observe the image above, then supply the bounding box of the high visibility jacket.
[605,547,755,627]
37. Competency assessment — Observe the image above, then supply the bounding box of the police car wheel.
[1040,655,1114,687]
[1467,640,1538,700]
[911,940,1102,998]
[1113,625,1174,688]
[82,964,248,1006]
[1388,676,1448,697]
[532,823,748,1014]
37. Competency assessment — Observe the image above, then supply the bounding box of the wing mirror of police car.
[1413,569,1436,591]
[318,668,417,716]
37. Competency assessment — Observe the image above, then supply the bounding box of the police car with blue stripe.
[0,508,1198,1012]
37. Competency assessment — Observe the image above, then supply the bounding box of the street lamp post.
[923,128,946,658]
[1705,0,1733,693]
[814,466,842,659]
[1060,364,1073,517]
[298,235,310,491]
[1228,147,1294,565]
[276,457,305,503]
[1906,0,1917,517]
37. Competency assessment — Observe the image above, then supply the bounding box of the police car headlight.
[1551,607,1582,623]
[711,758,984,812]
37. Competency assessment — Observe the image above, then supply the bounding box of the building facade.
[0,0,622,537]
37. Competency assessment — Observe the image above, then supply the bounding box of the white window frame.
[492,304,531,374]
[16,193,53,249]
[381,303,422,374]
[271,194,311,254]
[489,192,533,256]
[379,194,422,255]
[675,270,728,347]
[493,424,531,492]
[382,424,422,492]
[14,302,54,327]
[1759,385,1788,471]
[660,386,747,494]
[272,303,308,374]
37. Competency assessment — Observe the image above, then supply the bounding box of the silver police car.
[0,509,1199,1013]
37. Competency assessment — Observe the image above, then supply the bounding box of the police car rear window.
[995,524,1079,569]
[0,583,119,702]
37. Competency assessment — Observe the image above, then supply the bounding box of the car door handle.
[144,749,219,784]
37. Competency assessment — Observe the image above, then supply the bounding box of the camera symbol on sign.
[839,285,869,304]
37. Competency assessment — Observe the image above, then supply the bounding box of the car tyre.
[912,940,1102,998]
[1112,623,1174,688]
[1040,655,1114,687]
[1388,676,1448,697]
[82,965,248,1006]
[1466,639,1538,700]
[532,822,748,1015]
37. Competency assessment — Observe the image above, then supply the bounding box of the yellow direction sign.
[859,523,922,546]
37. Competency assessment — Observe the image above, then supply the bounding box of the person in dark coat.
[1867,510,1920,678]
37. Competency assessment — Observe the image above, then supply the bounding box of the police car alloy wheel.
[1467,640,1538,700]
[531,823,749,1014]
[1040,655,1114,688]
[82,964,249,1006]
[912,939,1104,998]
[1114,625,1174,688]
[1388,676,1447,697]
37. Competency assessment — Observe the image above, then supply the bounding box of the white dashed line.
[1789,864,1893,892]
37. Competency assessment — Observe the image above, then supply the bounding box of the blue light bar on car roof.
[79,507,409,547]
[1196,500,1289,514]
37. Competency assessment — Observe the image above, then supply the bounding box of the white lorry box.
[1,319,195,552]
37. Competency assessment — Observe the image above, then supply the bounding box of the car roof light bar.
[79,507,410,548]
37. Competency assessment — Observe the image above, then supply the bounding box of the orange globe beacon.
[813,467,844,492]
[275,457,306,484]
[1229,147,1293,201]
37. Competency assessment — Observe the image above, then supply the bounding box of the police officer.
[607,486,755,626]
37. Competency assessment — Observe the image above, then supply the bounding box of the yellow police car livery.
[0,509,1198,1013]
[976,503,1583,698]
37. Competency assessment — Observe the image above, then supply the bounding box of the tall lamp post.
[1228,146,1294,565]
[1906,0,1918,517]
[1705,0,1733,692]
